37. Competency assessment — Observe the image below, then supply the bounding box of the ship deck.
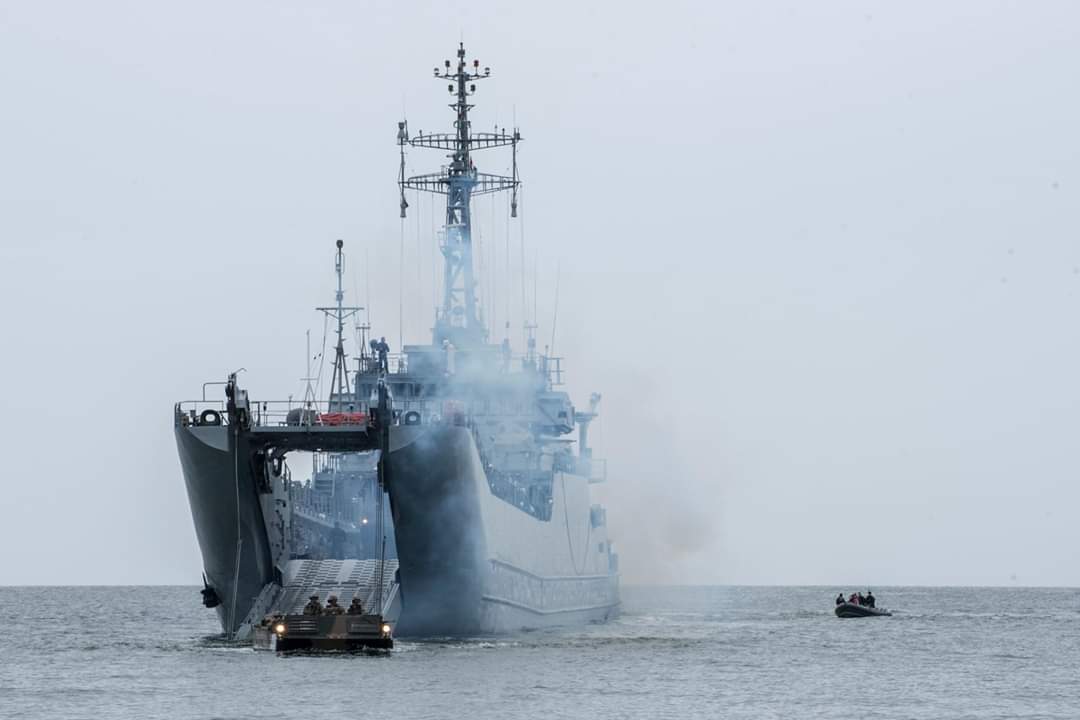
[247,425,378,453]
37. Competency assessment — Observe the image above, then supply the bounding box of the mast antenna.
[398,42,522,347]
[301,329,318,411]
[316,239,363,410]
[549,261,561,357]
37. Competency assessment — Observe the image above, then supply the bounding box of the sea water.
[1,585,1076,719]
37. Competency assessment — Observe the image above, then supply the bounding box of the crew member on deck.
[376,337,390,373]
[324,596,345,615]
[836,593,845,606]
[303,594,323,615]
[865,591,876,608]
[347,597,365,615]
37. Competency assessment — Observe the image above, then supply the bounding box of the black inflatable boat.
[835,602,892,618]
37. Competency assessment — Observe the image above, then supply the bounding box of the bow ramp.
[268,559,401,619]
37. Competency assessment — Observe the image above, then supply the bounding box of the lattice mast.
[317,239,363,410]
[398,43,521,348]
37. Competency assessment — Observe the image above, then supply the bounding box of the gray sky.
[2,1,1078,586]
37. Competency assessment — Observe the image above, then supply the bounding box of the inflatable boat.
[835,602,892,618]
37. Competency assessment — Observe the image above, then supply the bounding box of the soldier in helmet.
[303,594,323,615]
[323,595,345,615]
[347,597,365,615]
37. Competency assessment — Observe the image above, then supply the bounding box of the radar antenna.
[398,42,521,347]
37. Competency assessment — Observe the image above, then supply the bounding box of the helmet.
[309,594,319,600]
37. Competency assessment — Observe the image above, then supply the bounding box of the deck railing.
[175,399,372,428]
[355,350,564,385]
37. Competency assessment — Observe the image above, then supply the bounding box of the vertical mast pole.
[334,239,349,400]
[317,239,362,410]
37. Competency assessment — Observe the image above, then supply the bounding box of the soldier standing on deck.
[376,337,390,373]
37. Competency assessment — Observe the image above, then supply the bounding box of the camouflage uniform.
[323,596,345,615]
[303,595,323,615]
[347,598,365,615]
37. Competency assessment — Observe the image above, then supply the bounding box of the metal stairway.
[270,559,400,618]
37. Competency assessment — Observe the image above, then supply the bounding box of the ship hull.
[387,424,619,636]
[175,421,619,637]
[175,424,274,634]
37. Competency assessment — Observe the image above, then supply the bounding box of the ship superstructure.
[173,43,618,638]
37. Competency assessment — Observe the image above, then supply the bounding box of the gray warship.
[174,43,619,638]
